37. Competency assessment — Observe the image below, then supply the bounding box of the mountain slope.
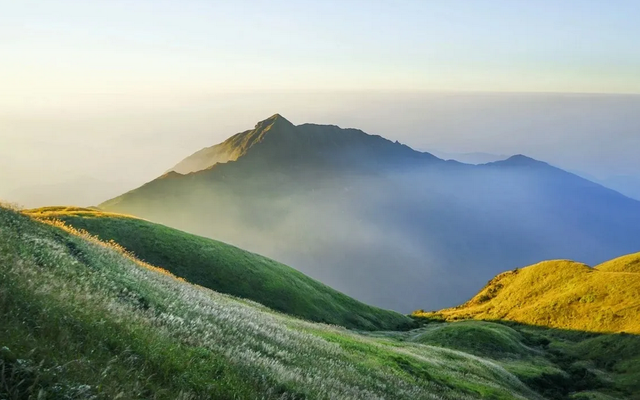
[414,252,640,334]
[168,114,439,174]
[25,206,411,331]
[99,114,640,312]
[397,319,640,399]
[1,203,545,400]
[169,114,296,174]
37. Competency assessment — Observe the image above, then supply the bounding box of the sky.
[1,0,640,206]
[2,0,640,98]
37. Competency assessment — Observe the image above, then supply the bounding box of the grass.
[25,206,412,331]
[413,255,640,334]
[2,204,546,399]
[361,319,640,399]
[410,320,534,358]
[596,253,640,273]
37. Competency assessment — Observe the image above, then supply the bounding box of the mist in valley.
[5,92,640,311]
[104,152,640,312]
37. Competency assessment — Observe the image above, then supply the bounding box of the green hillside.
[1,203,545,399]
[25,206,411,331]
[384,320,640,399]
[414,254,640,334]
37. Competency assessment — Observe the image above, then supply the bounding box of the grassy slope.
[24,206,411,331]
[414,256,640,334]
[0,204,542,399]
[597,253,640,273]
[366,320,640,400]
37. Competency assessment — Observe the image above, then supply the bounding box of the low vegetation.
[4,204,640,399]
[25,206,411,331]
[363,319,640,399]
[414,256,640,334]
[2,204,545,399]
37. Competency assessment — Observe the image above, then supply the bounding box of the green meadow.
[2,204,639,399]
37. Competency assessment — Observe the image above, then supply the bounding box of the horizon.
[3,91,640,207]
[3,1,640,206]
[3,1,640,97]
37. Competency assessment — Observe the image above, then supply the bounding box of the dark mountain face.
[168,114,440,174]
[101,115,640,312]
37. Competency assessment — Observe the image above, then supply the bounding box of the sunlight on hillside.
[414,256,640,334]
[24,206,412,331]
[36,216,186,283]
[27,206,143,220]
[1,204,541,399]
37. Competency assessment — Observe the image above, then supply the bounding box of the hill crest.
[26,206,412,330]
[415,252,640,333]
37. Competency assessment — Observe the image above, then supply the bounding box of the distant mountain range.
[430,150,640,201]
[100,114,640,312]
[572,171,640,202]
[425,150,508,165]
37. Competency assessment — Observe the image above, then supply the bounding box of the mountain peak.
[254,113,294,130]
[486,154,548,168]
[506,154,549,167]
[507,154,538,163]
[170,114,439,174]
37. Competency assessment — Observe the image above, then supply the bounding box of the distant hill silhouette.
[427,150,508,165]
[100,114,640,312]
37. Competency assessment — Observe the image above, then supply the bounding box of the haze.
[2,1,640,203]
[3,92,640,206]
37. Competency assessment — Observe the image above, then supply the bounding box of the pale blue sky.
[1,0,639,99]
[2,1,640,206]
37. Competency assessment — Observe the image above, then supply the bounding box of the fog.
[105,147,640,312]
[2,92,640,207]
[3,91,640,311]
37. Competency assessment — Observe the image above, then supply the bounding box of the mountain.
[597,174,640,201]
[26,206,410,331]
[415,251,640,334]
[568,169,640,201]
[99,114,640,312]
[427,150,509,164]
[166,114,439,174]
[1,203,551,400]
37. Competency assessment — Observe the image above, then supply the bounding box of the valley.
[99,114,640,312]
[3,204,640,399]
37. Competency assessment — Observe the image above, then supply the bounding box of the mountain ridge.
[168,114,441,175]
[99,114,640,312]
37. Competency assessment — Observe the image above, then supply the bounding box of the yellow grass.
[25,206,141,220]
[596,252,640,273]
[34,216,185,283]
[414,253,640,334]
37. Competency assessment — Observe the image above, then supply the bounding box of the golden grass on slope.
[25,206,144,221]
[414,254,640,334]
[35,217,185,283]
[596,252,640,273]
